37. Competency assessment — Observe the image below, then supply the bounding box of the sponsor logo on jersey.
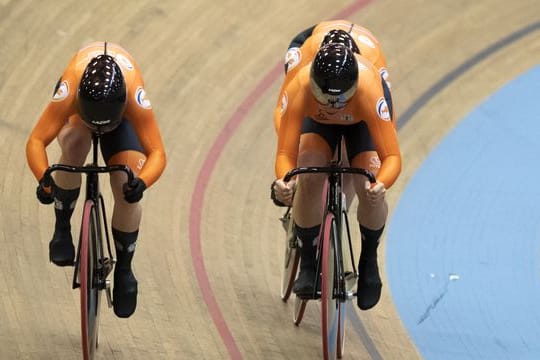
[52,80,69,102]
[369,155,381,169]
[376,97,391,121]
[357,35,375,49]
[137,157,146,170]
[285,47,301,73]
[280,93,288,114]
[135,87,152,109]
[341,114,353,122]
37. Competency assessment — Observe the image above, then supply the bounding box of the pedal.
[105,279,113,308]
[279,213,291,232]
[344,271,357,299]
[287,227,298,249]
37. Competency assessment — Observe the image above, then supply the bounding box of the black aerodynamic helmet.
[310,43,358,108]
[78,51,126,134]
[321,29,360,55]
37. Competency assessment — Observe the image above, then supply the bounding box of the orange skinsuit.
[275,55,401,189]
[26,42,166,187]
[274,20,390,133]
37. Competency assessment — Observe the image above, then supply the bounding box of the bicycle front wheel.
[321,213,339,360]
[337,207,349,358]
[337,299,346,358]
[80,200,101,360]
[280,211,299,301]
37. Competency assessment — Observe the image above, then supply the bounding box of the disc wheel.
[321,213,339,360]
[80,200,102,360]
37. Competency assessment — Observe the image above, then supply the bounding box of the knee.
[58,127,91,163]
[298,173,325,194]
[109,172,128,200]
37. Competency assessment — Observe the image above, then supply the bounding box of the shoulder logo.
[285,47,301,73]
[280,92,288,114]
[135,87,152,109]
[376,97,391,121]
[52,80,69,102]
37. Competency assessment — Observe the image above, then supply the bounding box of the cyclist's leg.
[345,122,388,310]
[292,118,337,296]
[101,119,146,318]
[338,142,354,209]
[50,115,92,266]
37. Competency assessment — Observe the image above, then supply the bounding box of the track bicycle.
[42,134,134,360]
[281,146,375,360]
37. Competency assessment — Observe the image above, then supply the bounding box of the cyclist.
[26,42,166,318]
[273,21,394,211]
[275,19,393,134]
[272,43,401,310]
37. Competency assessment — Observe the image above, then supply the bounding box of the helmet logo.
[376,97,391,121]
[357,35,375,49]
[52,80,69,102]
[92,119,112,126]
[284,47,301,73]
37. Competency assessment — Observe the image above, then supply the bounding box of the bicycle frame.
[284,140,376,359]
[42,134,134,359]
[43,134,134,291]
[283,143,376,301]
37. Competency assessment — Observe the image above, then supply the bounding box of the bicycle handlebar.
[283,166,376,184]
[42,164,135,187]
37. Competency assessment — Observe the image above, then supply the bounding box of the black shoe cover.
[49,229,75,266]
[113,269,138,318]
[293,267,318,299]
[357,257,382,310]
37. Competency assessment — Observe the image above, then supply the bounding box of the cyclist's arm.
[274,38,315,134]
[275,77,305,179]
[360,71,401,188]
[367,117,401,189]
[124,82,166,188]
[26,77,76,181]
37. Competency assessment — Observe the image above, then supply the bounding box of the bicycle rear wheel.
[321,213,339,360]
[80,200,102,360]
[293,296,308,325]
[280,211,299,301]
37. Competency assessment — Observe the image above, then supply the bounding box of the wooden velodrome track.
[1,0,539,359]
